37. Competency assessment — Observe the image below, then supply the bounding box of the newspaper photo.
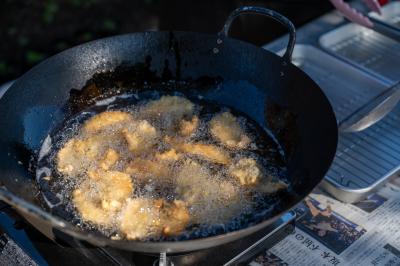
[250,176,400,266]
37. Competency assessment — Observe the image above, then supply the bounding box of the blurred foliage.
[0,0,332,84]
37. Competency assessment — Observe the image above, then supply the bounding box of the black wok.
[0,7,337,254]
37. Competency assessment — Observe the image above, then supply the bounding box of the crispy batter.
[140,96,194,121]
[83,111,134,134]
[73,188,112,226]
[179,116,199,137]
[258,181,288,194]
[100,148,119,170]
[125,158,171,180]
[229,158,262,186]
[210,112,250,149]
[119,198,190,240]
[154,149,182,161]
[175,160,241,223]
[87,170,133,211]
[160,200,190,236]
[72,170,133,226]
[57,137,103,177]
[166,137,230,165]
[119,198,162,240]
[122,120,158,154]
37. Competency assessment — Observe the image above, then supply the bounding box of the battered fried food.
[154,149,181,161]
[57,137,103,177]
[122,120,158,154]
[160,200,190,236]
[179,116,199,137]
[229,158,262,186]
[125,158,171,180]
[119,198,190,239]
[175,160,242,223]
[119,198,162,240]
[72,188,112,226]
[140,96,194,121]
[165,137,230,164]
[258,181,288,194]
[100,148,119,170]
[72,170,133,226]
[83,111,134,134]
[209,112,251,149]
[87,170,134,212]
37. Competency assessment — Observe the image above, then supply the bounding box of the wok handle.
[220,6,296,62]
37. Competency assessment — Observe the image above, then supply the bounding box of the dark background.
[0,0,333,84]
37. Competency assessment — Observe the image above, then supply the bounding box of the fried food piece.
[209,112,251,149]
[160,200,190,236]
[73,188,112,226]
[83,111,134,134]
[140,96,194,121]
[119,198,162,240]
[175,160,242,223]
[100,148,119,170]
[122,120,158,154]
[87,170,134,212]
[179,116,199,137]
[155,149,181,161]
[119,198,190,240]
[125,158,171,180]
[229,158,262,186]
[72,170,133,226]
[57,137,103,177]
[258,181,288,194]
[165,137,230,164]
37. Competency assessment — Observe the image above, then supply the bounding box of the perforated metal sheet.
[279,45,389,123]
[319,23,400,84]
[280,45,400,203]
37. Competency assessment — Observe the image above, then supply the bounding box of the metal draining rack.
[268,2,400,203]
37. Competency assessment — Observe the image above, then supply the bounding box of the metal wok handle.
[220,6,296,62]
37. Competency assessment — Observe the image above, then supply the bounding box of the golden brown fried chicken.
[154,149,182,161]
[100,148,119,170]
[175,160,243,224]
[165,137,230,165]
[83,111,134,134]
[179,116,199,137]
[57,137,103,177]
[72,188,112,226]
[122,120,158,154]
[124,158,171,180]
[258,181,288,194]
[209,112,250,149]
[119,198,190,240]
[160,200,190,236]
[229,158,262,186]
[140,96,194,121]
[87,170,134,212]
[119,198,162,240]
[72,170,133,226]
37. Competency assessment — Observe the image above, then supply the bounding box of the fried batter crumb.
[83,111,134,134]
[229,158,261,185]
[179,116,199,136]
[122,120,158,154]
[210,112,250,149]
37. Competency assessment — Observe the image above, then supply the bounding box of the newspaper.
[250,176,400,266]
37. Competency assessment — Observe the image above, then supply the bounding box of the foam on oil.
[36,92,288,241]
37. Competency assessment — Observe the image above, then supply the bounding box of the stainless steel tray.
[277,45,389,123]
[319,23,400,84]
[369,1,400,29]
[277,45,400,203]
